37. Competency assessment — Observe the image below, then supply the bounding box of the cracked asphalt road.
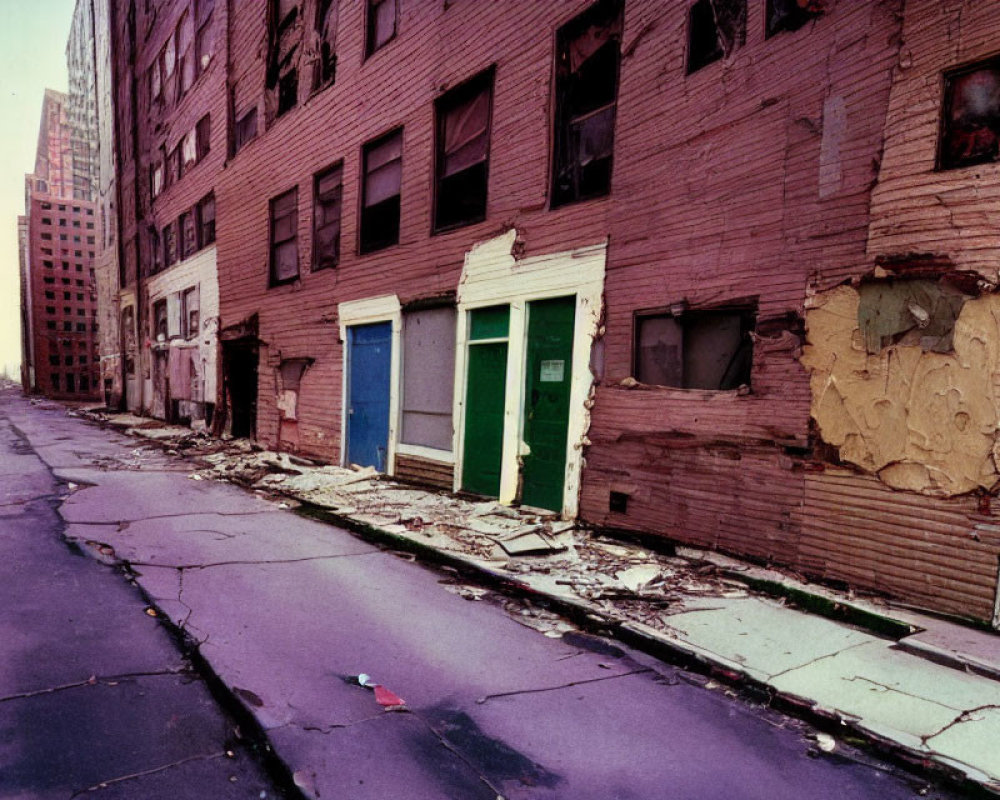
[0,386,963,799]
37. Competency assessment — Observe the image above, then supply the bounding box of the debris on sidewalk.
[351,674,407,711]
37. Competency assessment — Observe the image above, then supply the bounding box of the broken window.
[177,10,195,95]
[267,0,302,120]
[687,0,746,74]
[269,187,299,285]
[163,222,178,267]
[634,307,754,390]
[360,128,402,253]
[234,106,258,153]
[551,0,623,208]
[402,306,456,451]
[153,299,168,341]
[940,60,1000,171]
[434,69,492,231]
[312,0,338,89]
[197,192,216,247]
[179,210,197,259]
[181,286,200,339]
[196,0,215,76]
[196,114,211,161]
[366,0,397,57]
[765,0,823,38]
[312,162,342,270]
[857,278,972,353]
[181,129,198,173]
[277,357,312,421]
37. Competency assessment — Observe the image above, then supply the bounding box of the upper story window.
[366,0,397,58]
[197,193,216,246]
[687,0,746,74]
[268,0,301,120]
[196,0,216,77]
[177,10,195,96]
[360,128,403,253]
[234,103,258,154]
[196,115,211,161]
[313,163,343,270]
[313,0,338,89]
[939,59,1000,171]
[269,188,299,285]
[434,69,493,231]
[765,0,822,38]
[551,0,623,209]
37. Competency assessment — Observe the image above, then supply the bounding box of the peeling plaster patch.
[801,285,1000,496]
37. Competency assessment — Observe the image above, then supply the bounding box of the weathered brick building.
[97,0,1000,626]
[20,89,101,401]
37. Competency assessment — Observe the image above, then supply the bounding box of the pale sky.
[0,1,78,380]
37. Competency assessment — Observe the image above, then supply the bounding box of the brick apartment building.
[95,0,1000,627]
[20,89,100,401]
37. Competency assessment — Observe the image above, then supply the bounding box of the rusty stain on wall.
[802,278,1000,496]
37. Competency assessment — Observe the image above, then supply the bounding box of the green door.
[522,297,576,511]
[462,306,509,497]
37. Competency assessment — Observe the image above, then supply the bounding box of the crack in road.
[69,751,229,797]
[922,703,1000,745]
[130,551,380,571]
[765,640,874,681]
[63,509,283,525]
[0,668,191,704]
[474,668,653,705]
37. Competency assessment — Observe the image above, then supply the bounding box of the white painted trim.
[454,229,608,518]
[395,443,455,464]
[337,295,401,473]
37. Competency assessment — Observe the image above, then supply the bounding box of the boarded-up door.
[521,296,575,511]
[462,306,509,497]
[347,321,392,470]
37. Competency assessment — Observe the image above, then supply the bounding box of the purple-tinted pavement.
[1,388,959,800]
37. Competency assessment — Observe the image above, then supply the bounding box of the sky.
[0,1,78,380]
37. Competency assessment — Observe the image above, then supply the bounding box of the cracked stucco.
[801,285,1000,496]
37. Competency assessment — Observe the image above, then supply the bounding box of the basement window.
[765,0,822,38]
[434,69,493,232]
[634,307,754,390]
[360,128,403,253]
[312,162,343,271]
[366,0,397,58]
[940,59,1000,171]
[269,187,299,285]
[551,0,623,208]
[687,0,746,74]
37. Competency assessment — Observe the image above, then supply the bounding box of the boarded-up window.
[179,210,197,259]
[551,0,623,208]
[687,0,746,74]
[313,162,342,270]
[435,69,492,231]
[402,307,456,451]
[360,128,402,253]
[196,114,211,161]
[197,193,216,246]
[940,60,1000,171]
[366,0,397,57]
[235,106,258,153]
[765,0,822,38]
[635,308,754,390]
[181,286,200,339]
[178,10,195,94]
[313,0,338,89]
[270,187,298,284]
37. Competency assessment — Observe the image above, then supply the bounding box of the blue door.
[347,322,392,470]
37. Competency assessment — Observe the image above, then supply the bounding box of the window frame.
[312,161,343,271]
[359,127,404,254]
[269,187,300,286]
[937,56,1000,172]
[365,0,398,59]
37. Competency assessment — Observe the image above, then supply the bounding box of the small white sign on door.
[539,359,565,382]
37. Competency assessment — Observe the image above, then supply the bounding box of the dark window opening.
[151,227,162,274]
[66,373,76,393]
[609,490,628,514]
[51,374,60,390]
[163,222,177,267]
[360,128,402,253]
[434,69,493,231]
[634,307,755,390]
[269,188,299,285]
[366,0,397,57]
[179,210,197,260]
[277,69,298,117]
[267,0,301,120]
[235,107,258,153]
[940,59,1000,171]
[197,193,216,246]
[551,0,623,208]
[687,0,746,74]
[196,114,211,161]
[313,0,338,89]
[313,163,342,270]
[765,0,822,38]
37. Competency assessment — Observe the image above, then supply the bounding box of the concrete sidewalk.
[37,399,1000,794]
